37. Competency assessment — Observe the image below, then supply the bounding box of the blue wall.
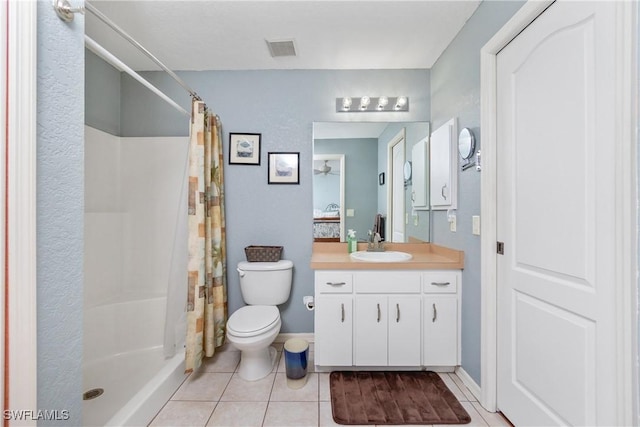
[85,49,121,135]
[117,69,430,334]
[429,0,526,385]
[37,2,84,424]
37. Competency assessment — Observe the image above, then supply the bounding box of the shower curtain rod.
[85,36,190,117]
[54,0,202,102]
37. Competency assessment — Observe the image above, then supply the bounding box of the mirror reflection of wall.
[312,122,430,243]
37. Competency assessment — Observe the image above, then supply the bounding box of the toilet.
[226,259,293,381]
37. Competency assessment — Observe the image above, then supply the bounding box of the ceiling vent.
[266,39,297,57]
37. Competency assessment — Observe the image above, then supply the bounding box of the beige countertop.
[310,242,464,270]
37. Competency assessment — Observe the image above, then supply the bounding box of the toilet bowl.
[225,260,293,381]
[227,305,281,380]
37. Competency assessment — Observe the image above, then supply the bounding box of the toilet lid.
[227,306,280,337]
[237,260,293,271]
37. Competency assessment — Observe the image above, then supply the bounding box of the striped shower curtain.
[185,99,228,373]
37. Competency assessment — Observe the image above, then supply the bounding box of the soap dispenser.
[347,229,357,253]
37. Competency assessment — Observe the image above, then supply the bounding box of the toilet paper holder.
[303,296,314,310]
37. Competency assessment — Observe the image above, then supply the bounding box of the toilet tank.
[237,260,293,305]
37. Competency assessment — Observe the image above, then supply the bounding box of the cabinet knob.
[341,303,345,323]
[377,303,381,322]
[396,303,400,322]
[432,303,437,322]
[441,183,448,200]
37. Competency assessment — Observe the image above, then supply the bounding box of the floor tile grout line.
[204,364,237,426]
[151,360,476,426]
[147,368,193,425]
[261,349,280,426]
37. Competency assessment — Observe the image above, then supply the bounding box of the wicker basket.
[244,245,283,262]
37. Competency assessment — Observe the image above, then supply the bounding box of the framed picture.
[229,133,261,165]
[268,152,300,184]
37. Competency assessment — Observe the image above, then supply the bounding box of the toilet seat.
[227,306,280,338]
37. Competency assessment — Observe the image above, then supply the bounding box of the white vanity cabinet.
[353,295,422,366]
[423,271,460,366]
[387,296,422,365]
[314,269,461,369]
[314,272,353,366]
[353,271,422,366]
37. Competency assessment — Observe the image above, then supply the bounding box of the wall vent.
[266,39,297,57]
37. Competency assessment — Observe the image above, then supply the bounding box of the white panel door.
[497,2,618,425]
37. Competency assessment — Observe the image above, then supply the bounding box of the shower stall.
[83,126,189,426]
[79,2,210,423]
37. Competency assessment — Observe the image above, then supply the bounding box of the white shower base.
[83,294,187,426]
[83,345,186,426]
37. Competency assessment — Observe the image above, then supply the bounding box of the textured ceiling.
[85,0,481,71]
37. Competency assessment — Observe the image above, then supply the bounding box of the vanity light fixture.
[336,96,409,113]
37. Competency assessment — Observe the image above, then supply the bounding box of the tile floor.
[149,342,512,427]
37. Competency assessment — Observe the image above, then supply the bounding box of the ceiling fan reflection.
[313,160,339,175]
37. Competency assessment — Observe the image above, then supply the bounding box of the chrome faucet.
[367,230,385,252]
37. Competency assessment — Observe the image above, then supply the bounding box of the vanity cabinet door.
[354,296,387,366]
[388,296,422,366]
[315,295,353,366]
[423,295,458,366]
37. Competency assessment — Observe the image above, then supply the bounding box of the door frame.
[2,0,38,419]
[386,128,405,242]
[479,1,638,423]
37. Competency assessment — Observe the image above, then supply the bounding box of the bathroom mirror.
[312,121,430,243]
[458,127,476,170]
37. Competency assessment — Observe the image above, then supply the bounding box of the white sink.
[350,251,413,263]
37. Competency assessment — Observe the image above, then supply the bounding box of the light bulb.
[360,96,370,110]
[342,97,352,110]
[377,96,389,110]
[395,96,407,110]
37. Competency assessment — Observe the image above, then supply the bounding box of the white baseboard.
[275,333,314,344]
[455,366,482,402]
